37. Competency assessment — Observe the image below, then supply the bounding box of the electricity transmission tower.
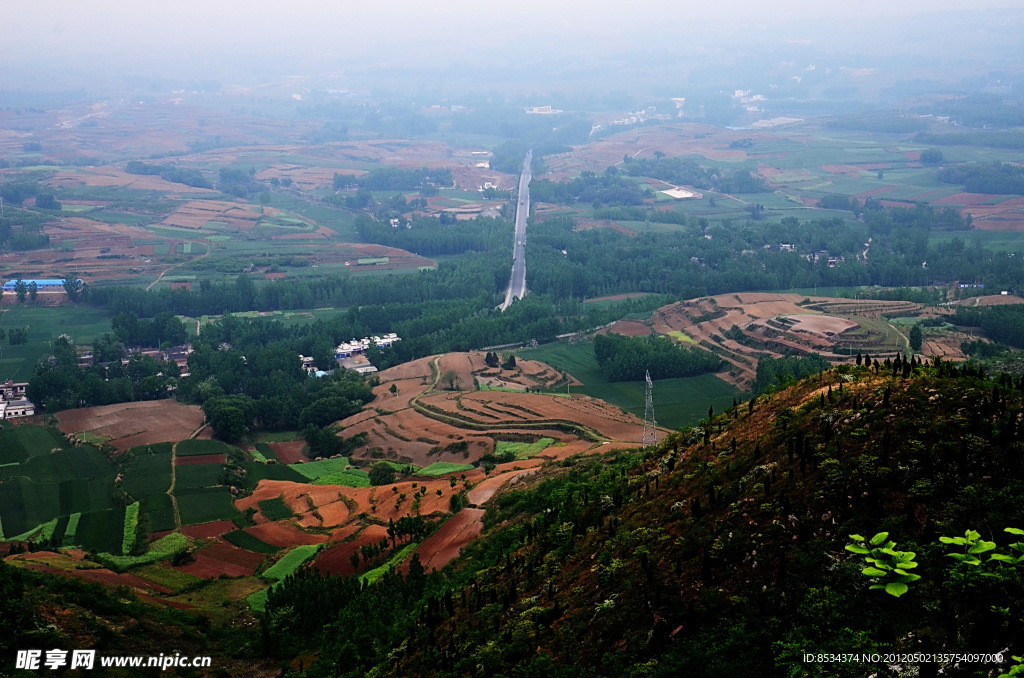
[642,370,657,448]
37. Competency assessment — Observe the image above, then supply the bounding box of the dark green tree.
[203,395,256,443]
[369,462,396,486]
[62,276,84,302]
[909,324,923,352]
[311,339,337,373]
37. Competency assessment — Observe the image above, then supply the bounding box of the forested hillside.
[251,359,1024,677]
[6,357,1024,676]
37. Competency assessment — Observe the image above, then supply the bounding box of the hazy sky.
[5,0,1023,56]
[2,0,1022,93]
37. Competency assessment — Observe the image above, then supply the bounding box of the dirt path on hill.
[146,240,210,291]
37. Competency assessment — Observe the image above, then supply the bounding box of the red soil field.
[175,453,225,466]
[330,524,361,541]
[182,520,237,539]
[424,390,649,442]
[649,293,922,388]
[406,508,485,573]
[238,469,493,527]
[267,441,307,464]
[333,351,650,465]
[376,355,434,382]
[604,319,652,337]
[923,339,966,360]
[436,353,477,395]
[542,123,748,175]
[160,200,262,230]
[972,218,1024,231]
[785,315,857,336]
[312,524,391,577]
[584,292,657,304]
[179,542,265,578]
[245,521,329,548]
[467,468,541,505]
[46,167,216,194]
[17,561,173,595]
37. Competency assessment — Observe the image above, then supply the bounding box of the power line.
[642,369,657,448]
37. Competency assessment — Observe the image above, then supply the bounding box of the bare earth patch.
[56,400,205,452]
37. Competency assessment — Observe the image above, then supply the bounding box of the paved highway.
[500,150,532,311]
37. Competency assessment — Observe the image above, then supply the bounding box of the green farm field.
[518,341,741,429]
[288,458,355,481]
[0,425,68,464]
[242,462,307,491]
[930,230,1024,251]
[260,544,320,580]
[176,487,241,525]
[0,305,112,381]
[122,446,173,498]
[493,438,554,459]
[141,493,177,533]
[310,472,370,487]
[134,563,203,593]
[257,496,294,521]
[75,508,126,554]
[416,462,475,477]
[175,463,225,489]
[0,442,115,538]
[222,530,281,555]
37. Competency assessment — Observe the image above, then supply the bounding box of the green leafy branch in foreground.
[941,527,1024,583]
[981,527,1024,565]
[847,528,1024,598]
[997,656,1024,678]
[941,528,997,581]
[845,532,921,597]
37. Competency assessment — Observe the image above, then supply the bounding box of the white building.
[0,399,35,419]
[335,333,401,358]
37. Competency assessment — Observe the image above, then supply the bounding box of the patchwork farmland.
[641,293,930,388]
[1,350,656,612]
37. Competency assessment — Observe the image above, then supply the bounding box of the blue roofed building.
[2,279,77,290]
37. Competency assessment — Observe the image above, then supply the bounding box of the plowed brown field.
[245,521,329,547]
[182,521,237,539]
[18,561,174,595]
[406,508,485,573]
[313,524,391,577]
[179,542,265,578]
[56,400,205,452]
[267,441,307,464]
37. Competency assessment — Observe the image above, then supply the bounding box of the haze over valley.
[2,3,1024,676]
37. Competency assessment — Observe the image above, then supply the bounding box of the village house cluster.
[0,380,34,419]
[298,333,401,376]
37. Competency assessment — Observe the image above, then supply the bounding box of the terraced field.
[648,293,924,388]
[333,352,663,467]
